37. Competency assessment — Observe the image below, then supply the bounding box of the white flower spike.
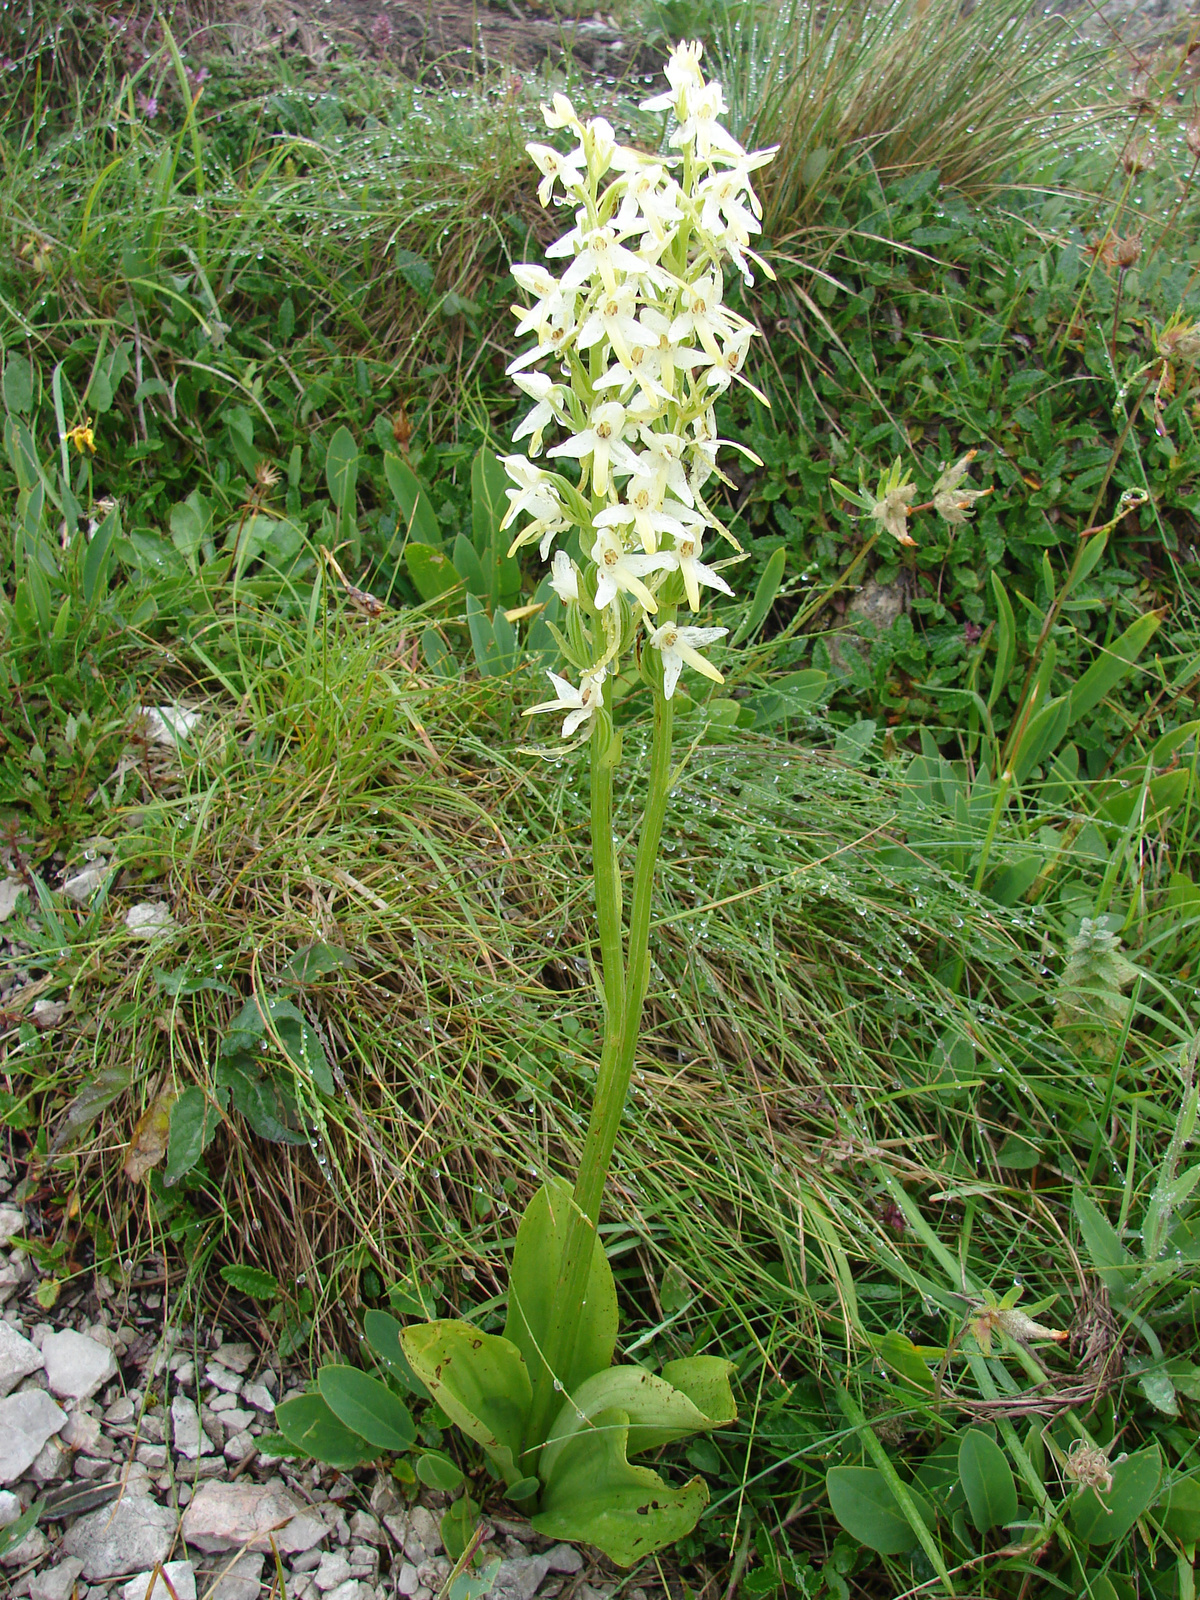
[525,666,607,738]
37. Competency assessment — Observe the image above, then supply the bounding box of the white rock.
[206,1553,266,1600]
[348,1512,383,1546]
[222,1431,256,1465]
[0,1490,18,1524]
[324,1583,368,1600]
[394,1564,421,1598]
[210,1343,255,1374]
[29,1556,85,1600]
[0,877,27,922]
[120,1560,196,1600]
[124,904,177,939]
[181,1481,326,1554]
[216,1407,254,1434]
[314,1553,353,1592]
[0,1207,24,1247]
[60,1411,108,1455]
[171,1395,212,1459]
[240,1383,274,1413]
[139,706,201,746]
[31,998,67,1028]
[490,1557,552,1600]
[204,1363,243,1394]
[61,1493,176,1580]
[403,1507,442,1563]
[0,1388,67,1482]
[544,1545,584,1574]
[42,1331,118,1402]
[61,862,107,902]
[28,1437,69,1482]
[105,1396,137,1425]
[0,1324,43,1396]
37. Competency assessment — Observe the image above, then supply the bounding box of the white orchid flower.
[670,523,734,611]
[685,327,768,402]
[511,372,566,456]
[549,550,580,603]
[590,528,673,614]
[575,283,644,368]
[500,456,572,557]
[526,142,587,207]
[594,492,692,557]
[648,621,728,699]
[613,165,684,242]
[640,40,705,113]
[524,665,607,737]
[668,273,745,364]
[630,429,693,507]
[549,222,674,295]
[548,400,637,495]
[542,93,583,134]
[670,82,746,162]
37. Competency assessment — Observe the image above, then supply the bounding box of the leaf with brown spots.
[124,1091,176,1182]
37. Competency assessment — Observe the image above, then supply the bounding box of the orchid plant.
[400,45,777,1563]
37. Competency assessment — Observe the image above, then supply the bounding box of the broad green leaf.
[1070,1445,1161,1545]
[867,1331,936,1393]
[541,1361,735,1481]
[732,546,786,645]
[3,354,33,415]
[317,1366,415,1451]
[1069,609,1164,726]
[503,1179,617,1400]
[164,1085,220,1186]
[386,454,442,548]
[220,1263,280,1299]
[1061,527,1110,599]
[452,532,488,597]
[401,1321,530,1486]
[169,491,211,572]
[958,1429,1017,1533]
[471,447,521,606]
[405,544,459,604]
[988,569,1016,709]
[491,607,517,675]
[325,427,359,516]
[1073,1190,1133,1301]
[987,854,1042,907]
[83,504,119,606]
[415,1450,464,1490]
[826,1467,935,1554]
[465,593,506,677]
[658,1356,739,1425]
[1159,1476,1200,1545]
[215,1054,308,1146]
[449,1557,502,1600]
[533,1406,709,1566]
[440,1495,480,1562]
[264,999,334,1096]
[395,249,435,297]
[363,1310,429,1398]
[274,1393,378,1471]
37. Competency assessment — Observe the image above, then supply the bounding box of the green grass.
[3,1,1200,1594]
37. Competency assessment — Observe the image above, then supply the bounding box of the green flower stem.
[522,689,675,1459]
[591,694,625,1022]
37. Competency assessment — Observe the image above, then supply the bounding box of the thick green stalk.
[522,690,675,1460]
[591,669,624,1022]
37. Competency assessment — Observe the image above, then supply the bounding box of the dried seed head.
[1158,321,1200,363]
[1100,230,1143,270]
[1065,1439,1117,1499]
[255,460,281,490]
[392,406,413,454]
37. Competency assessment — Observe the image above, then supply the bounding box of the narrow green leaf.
[317,1366,415,1451]
[1069,609,1164,726]
[325,427,359,516]
[466,593,502,678]
[1073,1191,1133,1301]
[220,1263,280,1299]
[1011,693,1071,784]
[988,570,1016,710]
[83,504,120,606]
[732,546,786,645]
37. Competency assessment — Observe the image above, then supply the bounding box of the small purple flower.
[185,65,210,99]
[963,620,982,645]
[136,91,158,116]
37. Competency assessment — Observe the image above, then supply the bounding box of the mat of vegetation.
[2,0,1200,1594]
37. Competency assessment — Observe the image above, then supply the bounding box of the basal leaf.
[533,1405,708,1566]
[415,1450,464,1490]
[401,1321,530,1486]
[1159,1476,1200,1545]
[503,1179,618,1400]
[164,1084,221,1186]
[363,1309,429,1398]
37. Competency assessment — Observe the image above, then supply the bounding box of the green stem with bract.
[522,687,675,1462]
